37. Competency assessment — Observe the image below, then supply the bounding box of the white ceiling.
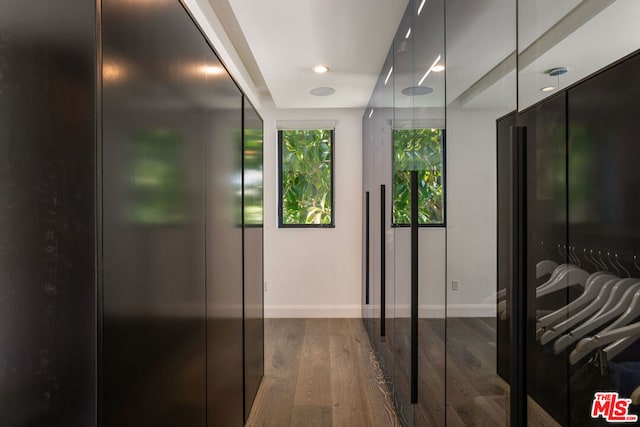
[517,0,640,109]
[219,0,409,109]
[458,0,640,112]
[207,0,639,112]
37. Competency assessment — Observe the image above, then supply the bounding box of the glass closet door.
[243,100,264,422]
[392,4,415,425]
[363,104,374,339]
[412,0,446,424]
[390,0,448,423]
[373,49,397,396]
[444,0,516,425]
[518,1,640,425]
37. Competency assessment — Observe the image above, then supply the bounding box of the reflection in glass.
[102,0,245,424]
[411,0,447,424]
[243,127,264,225]
[243,101,263,421]
[128,129,185,225]
[392,3,416,425]
[392,128,444,225]
[445,0,515,424]
[360,37,397,401]
[519,1,640,425]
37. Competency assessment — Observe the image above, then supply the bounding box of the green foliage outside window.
[279,129,333,226]
[393,128,444,225]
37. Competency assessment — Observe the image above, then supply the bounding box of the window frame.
[391,128,446,228]
[278,128,335,228]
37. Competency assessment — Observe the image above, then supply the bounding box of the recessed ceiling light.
[405,28,412,39]
[201,65,224,75]
[418,0,426,15]
[402,86,433,96]
[310,86,335,96]
[541,86,556,92]
[432,64,445,72]
[313,65,329,74]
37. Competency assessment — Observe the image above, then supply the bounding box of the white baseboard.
[264,304,363,318]
[446,304,496,318]
[264,304,495,318]
[396,304,495,318]
[419,305,446,318]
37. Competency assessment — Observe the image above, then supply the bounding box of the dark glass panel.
[0,1,97,425]
[102,0,242,425]
[205,80,244,427]
[566,52,640,426]
[497,112,516,385]
[521,93,568,426]
[243,100,264,421]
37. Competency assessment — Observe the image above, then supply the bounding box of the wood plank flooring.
[246,318,559,427]
[245,318,401,427]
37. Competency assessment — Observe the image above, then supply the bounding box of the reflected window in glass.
[392,128,445,226]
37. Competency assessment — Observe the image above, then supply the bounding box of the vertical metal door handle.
[380,184,386,337]
[365,191,370,305]
[511,125,528,426]
[410,171,419,404]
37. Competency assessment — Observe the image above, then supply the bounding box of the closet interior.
[362,0,640,425]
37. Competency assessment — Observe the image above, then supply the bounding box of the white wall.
[260,106,503,319]
[261,107,364,317]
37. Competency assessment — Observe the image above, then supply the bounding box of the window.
[278,129,334,227]
[392,128,445,226]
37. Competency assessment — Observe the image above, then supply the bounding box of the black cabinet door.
[520,93,569,426]
[567,52,640,255]
[243,99,264,421]
[566,51,640,426]
[0,1,97,425]
[102,0,232,425]
[204,64,244,427]
[497,111,516,384]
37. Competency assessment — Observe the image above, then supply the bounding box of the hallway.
[3,0,640,425]
[246,319,401,427]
